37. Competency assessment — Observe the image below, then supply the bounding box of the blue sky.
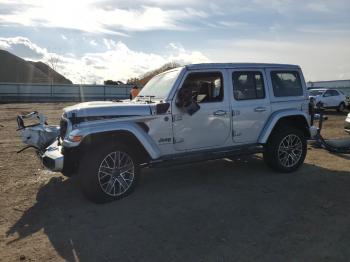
[0,0,349,84]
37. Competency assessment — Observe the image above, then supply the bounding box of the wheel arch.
[80,130,154,164]
[67,122,161,162]
[258,110,310,144]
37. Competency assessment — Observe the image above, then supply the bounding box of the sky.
[0,0,349,84]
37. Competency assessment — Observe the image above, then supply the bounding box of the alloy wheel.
[97,151,135,196]
[277,134,303,168]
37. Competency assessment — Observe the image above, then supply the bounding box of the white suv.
[18,63,315,203]
[309,88,347,112]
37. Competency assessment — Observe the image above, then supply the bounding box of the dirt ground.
[0,103,350,262]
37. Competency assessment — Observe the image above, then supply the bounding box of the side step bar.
[147,144,264,168]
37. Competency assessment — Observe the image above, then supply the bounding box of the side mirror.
[185,100,200,115]
[176,88,200,115]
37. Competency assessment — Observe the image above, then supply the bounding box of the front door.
[230,69,271,144]
[172,70,231,151]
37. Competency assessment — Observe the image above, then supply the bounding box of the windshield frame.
[136,68,182,100]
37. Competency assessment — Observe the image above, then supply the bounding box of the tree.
[126,78,140,85]
[47,54,60,71]
[139,61,181,86]
[47,54,60,84]
[104,80,125,85]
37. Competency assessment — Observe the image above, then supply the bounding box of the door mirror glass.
[176,88,200,115]
[185,100,200,115]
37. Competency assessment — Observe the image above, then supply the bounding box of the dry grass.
[0,103,350,262]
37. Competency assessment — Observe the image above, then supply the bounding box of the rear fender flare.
[258,110,310,144]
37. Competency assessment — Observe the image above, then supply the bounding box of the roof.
[309,88,342,91]
[308,79,350,84]
[186,63,300,70]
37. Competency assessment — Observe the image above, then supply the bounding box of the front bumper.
[42,140,64,172]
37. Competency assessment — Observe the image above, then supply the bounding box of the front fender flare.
[258,109,310,144]
[63,121,161,159]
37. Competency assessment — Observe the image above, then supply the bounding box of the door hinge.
[232,110,240,116]
[172,114,182,122]
[232,130,241,137]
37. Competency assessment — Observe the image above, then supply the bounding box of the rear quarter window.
[270,71,303,97]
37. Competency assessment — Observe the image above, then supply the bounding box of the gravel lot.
[1,103,350,262]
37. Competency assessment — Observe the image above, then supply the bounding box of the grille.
[59,118,68,139]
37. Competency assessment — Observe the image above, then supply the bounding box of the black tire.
[263,127,307,173]
[61,170,74,178]
[78,143,139,203]
[61,165,77,178]
[337,102,345,112]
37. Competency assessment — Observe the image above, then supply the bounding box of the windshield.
[137,69,181,99]
[309,90,325,96]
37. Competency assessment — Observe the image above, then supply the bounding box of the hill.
[0,49,72,84]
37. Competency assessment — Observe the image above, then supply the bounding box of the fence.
[0,83,133,102]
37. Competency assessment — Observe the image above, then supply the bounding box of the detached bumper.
[345,114,350,133]
[309,126,318,139]
[42,141,64,172]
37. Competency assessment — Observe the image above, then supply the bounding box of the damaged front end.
[17,111,63,171]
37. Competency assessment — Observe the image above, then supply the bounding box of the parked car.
[308,88,347,112]
[345,113,350,134]
[18,63,316,203]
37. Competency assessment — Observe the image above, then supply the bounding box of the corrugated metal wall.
[0,83,133,102]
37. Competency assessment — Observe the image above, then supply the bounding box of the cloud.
[205,37,350,81]
[0,0,348,37]
[0,36,47,59]
[89,40,98,46]
[0,0,208,34]
[0,36,209,84]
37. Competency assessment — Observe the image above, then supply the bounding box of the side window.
[181,72,223,103]
[270,71,303,97]
[330,90,339,96]
[324,90,332,97]
[232,71,265,100]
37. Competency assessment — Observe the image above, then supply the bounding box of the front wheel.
[263,127,307,173]
[78,143,139,203]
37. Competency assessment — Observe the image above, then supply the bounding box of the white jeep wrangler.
[18,63,316,203]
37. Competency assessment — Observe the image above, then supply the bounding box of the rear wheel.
[263,127,307,173]
[78,143,139,203]
[337,102,345,112]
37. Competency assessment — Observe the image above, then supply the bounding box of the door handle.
[213,110,227,116]
[254,107,267,112]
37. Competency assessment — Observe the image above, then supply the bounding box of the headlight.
[68,134,83,142]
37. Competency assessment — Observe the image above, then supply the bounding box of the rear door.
[322,90,333,107]
[229,69,271,143]
[330,90,341,106]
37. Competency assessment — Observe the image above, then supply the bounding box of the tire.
[263,127,307,173]
[78,142,139,203]
[337,102,345,112]
[61,165,76,178]
[61,170,74,178]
